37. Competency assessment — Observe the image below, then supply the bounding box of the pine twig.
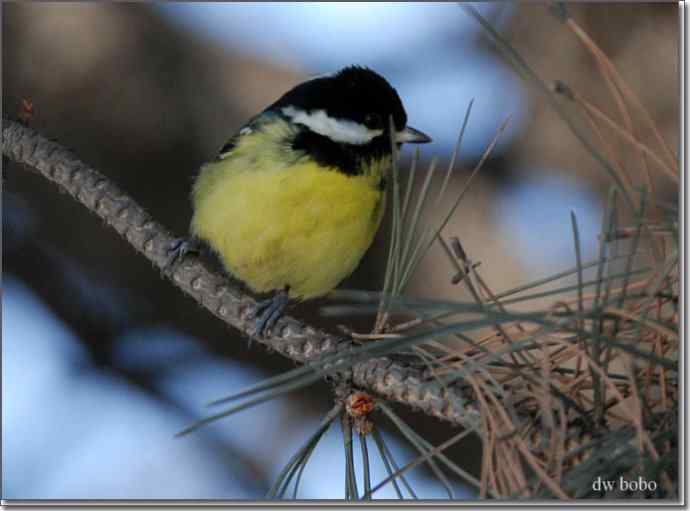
[2,118,479,428]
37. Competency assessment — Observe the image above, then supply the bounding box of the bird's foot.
[248,287,290,338]
[164,237,200,274]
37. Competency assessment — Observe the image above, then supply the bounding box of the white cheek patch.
[281,106,383,145]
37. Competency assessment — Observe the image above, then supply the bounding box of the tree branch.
[2,119,480,429]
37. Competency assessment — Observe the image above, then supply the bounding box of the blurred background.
[3,2,679,500]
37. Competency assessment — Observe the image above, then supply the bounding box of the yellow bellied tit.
[186,66,431,336]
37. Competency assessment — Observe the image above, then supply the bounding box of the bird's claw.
[248,288,290,338]
[164,238,200,274]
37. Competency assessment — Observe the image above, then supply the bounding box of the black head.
[265,66,431,175]
[271,66,407,131]
[269,66,429,143]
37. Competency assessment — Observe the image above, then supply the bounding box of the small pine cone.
[346,391,375,418]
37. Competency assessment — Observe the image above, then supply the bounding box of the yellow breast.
[191,147,386,300]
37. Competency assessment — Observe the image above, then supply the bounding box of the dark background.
[3,2,678,499]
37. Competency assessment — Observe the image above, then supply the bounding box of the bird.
[178,66,431,336]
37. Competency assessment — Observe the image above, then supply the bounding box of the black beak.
[395,126,432,144]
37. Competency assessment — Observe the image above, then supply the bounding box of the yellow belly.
[191,158,385,299]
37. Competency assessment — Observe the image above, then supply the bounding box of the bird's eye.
[364,113,383,129]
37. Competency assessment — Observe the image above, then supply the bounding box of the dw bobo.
[592,476,658,492]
